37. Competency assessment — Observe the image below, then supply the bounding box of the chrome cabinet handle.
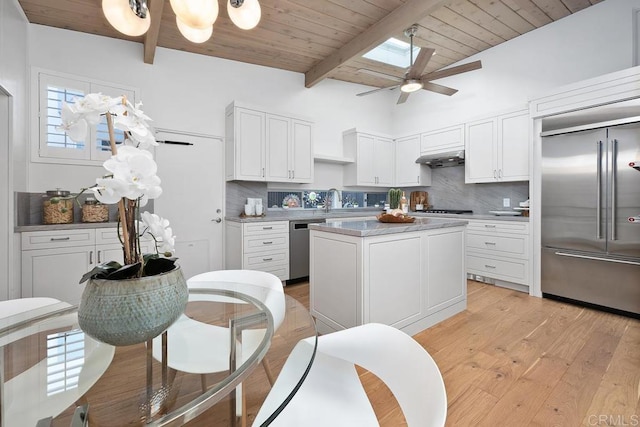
[484,264,496,269]
[262,241,273,245]
[498,169,502,178]
[417,175,420,183]
[611,139,617,240]
[89,251,93,264]
[262,257,273,262]
[484,241,496,245]
[596,140,603,239]
[262,226,272,230]
[493,170,497,179]
[97,250,102,263]
[50,237,70,241]
[484,224,496,228]
[262,167,265,177]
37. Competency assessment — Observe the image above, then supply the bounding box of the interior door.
[607,123,640,258]
[155,130,225,280]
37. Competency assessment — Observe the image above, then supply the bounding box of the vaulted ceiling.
[17,0,600,91]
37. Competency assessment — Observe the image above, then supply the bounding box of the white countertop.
[309,217,468,237]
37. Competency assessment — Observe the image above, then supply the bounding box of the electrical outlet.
[503,198,510,207]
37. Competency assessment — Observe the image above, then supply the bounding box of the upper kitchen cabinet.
[465,108,529,183]
[420,124,464,154]
[266,114,313,183]
[395,134,432,187]
[343,129,394,187]
[225,102,314,183]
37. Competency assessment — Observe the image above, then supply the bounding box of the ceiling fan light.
[228,0,261,30]
[102,0,151,37]
[400,79,423,93]
[176,16,213,43]
[170,0,218,29]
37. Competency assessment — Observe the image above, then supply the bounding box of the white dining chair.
[0,297,65,320]
[253,323,447,427]
[151,270,285,423]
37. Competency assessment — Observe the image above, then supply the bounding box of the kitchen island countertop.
[309,217,467,237]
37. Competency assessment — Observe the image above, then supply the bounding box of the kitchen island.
[309,217,467,335]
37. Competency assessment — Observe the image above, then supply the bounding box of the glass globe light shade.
[102,0,151,36]
[176,17,213,43]
[170,0,218,29]
[227,0,261,30]
[400,79,423,93]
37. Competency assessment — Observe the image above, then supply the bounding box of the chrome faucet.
[324,188,341,213]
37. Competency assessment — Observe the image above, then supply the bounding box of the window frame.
[31,68,140,166]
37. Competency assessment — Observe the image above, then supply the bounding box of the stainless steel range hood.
[415,150,465,168]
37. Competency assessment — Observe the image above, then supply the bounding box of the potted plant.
[59,93,188,346]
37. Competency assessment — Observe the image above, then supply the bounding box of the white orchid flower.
[103,146,162,202]
[90,177,130,204]
[73,93,121,125]
[57,103,88,142]
[141,212,176,255]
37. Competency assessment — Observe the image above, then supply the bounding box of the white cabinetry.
[20,228,153,305]
[465,109,529,183]
[343,129,394,187]
[395,134,432,187]
[266,114,313,183]
[225,102,313,183]
[225,221,289,281]
[420,125,464,154]
[310,225,466,336]
[465,219,530,289]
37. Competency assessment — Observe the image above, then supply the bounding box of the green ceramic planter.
[78,265,188,346]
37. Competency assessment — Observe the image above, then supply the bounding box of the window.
[46,329,85,396]
[34,69,139,165]
[362,38,420,68]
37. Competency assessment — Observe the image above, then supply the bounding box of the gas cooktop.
[421,209,473,214]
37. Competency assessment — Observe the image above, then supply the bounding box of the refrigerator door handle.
[555,251,640,266]
[611,138,617,241]
[596,140,603,239]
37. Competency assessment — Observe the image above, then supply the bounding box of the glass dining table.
[0,282,317,426]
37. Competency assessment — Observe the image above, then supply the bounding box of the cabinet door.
[22,247,92,305]
[395,135,431,187]
[96,244,125,265]
[374,137,394,186]
[498,110,529,181]
[357,134,377,185]
[291,120,313,183]
[465,118,497,183]
[235,108,265,181]
[420,125,464,154]
[266,114,291,182]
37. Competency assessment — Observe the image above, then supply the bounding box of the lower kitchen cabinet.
[465,219,530,290]
[310,225,466,336]
[225,220,289,281]
[21,228,154,305]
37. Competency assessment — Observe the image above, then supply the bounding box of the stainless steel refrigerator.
[541,119,640,317]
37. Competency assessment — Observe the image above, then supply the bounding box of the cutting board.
[409,191,428,211]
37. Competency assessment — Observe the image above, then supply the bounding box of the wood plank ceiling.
[17,0,600,91]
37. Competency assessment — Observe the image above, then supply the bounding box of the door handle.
[596,140,603,239]
[611,139,617,240]
[212,218,222,223]
[555,251,640,266]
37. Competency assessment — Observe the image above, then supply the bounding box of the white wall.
[1,0,29,299]
[390,0,640,135]
[26,26,393,192]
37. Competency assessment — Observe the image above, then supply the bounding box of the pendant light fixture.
[169,0,219,29]
[400,26,424,93]
[102,0,151,37]
[227,0,261,30]
[176,16,214,43]
[102,0,261,44]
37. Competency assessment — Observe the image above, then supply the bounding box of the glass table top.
[0,282,317,426]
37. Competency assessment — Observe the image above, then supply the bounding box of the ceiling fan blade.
[407,48,435,79]
[420,60,482,82]
[357,85,400,97]
[422,81,458,96]
[397,91,410,104]
[357,68,404,82]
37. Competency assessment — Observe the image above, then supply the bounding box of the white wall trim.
[0,85,14,300]
[634,8,640,66]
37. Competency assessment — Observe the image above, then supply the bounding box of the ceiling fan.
[357,25,482,105]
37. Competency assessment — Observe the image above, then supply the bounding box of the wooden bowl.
[376,213,415,223]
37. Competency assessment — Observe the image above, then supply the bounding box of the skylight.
[363,37,420,68]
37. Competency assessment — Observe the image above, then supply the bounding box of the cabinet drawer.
[22,229,95,250]
[243,250,288,269]
[244,234,288,253]
[255,265,288,281]
[243,221,288,235]
[467,233,526,257]
[95,227,121,245]
[466,220,528,234]
[467,254,527,283]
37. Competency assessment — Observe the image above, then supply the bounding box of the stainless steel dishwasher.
[289,219,325,281]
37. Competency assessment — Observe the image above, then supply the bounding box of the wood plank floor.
[283,280,640,427]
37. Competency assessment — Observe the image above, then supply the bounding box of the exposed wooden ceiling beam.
[144,0,164,64]
[304,0,451,88]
